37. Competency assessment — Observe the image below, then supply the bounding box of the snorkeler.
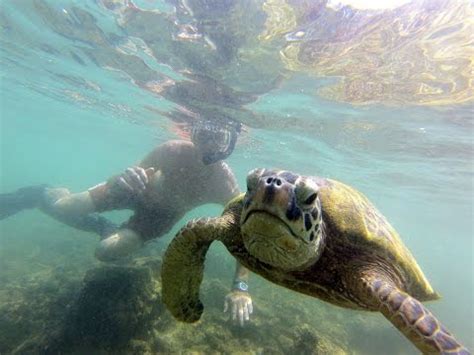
[0,119,253,326]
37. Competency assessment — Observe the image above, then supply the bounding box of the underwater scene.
[0,0,472,354]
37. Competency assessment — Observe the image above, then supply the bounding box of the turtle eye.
[304,192,318,205]
[296,180,319,207]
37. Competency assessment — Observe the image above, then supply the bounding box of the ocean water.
[0,0,472,354]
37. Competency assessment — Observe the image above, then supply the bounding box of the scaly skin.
[364,277,470,355]
[161,217,216,322]
[161,210,239,322]
[161,169,470,354]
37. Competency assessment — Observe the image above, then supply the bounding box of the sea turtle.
[162,168,469,354]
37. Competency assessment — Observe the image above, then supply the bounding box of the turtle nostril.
[265,176,284,187]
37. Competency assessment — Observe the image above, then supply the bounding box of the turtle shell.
[319,178,439,302]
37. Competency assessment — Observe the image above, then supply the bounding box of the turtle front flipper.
[366,279,470,354]
[161,217,225,323]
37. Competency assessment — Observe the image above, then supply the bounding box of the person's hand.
[114,166,155,195]
[223,290,253,326]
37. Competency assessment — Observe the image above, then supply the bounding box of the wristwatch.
[232,280,249,292]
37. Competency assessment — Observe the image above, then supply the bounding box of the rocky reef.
[46,258,162,353]
[1,255,353,354]
[0,226,410,354]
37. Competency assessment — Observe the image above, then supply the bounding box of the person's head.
[191,120,241,165]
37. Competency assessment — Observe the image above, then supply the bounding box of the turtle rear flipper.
[161,217,225,323]
[366,278,470,354]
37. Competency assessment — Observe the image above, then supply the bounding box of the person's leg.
[0,184,49,219]
[40,188,118,237]
[93,207,181,262]
[42,188,95,216]
[40,187,119,238]
[95,228,144,261]
[0,185,118,238]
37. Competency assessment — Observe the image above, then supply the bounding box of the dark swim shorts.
[88,182,181,241]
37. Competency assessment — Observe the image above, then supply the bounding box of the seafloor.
[0,214,413,354]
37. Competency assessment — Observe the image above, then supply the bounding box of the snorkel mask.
[191,120,241,165]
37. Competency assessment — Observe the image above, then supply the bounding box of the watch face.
[237,281,248,291]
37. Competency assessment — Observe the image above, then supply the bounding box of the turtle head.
[240,169,324,270]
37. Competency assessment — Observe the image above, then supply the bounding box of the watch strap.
[232,280,249,292]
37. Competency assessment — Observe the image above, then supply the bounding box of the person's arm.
[233,261,250,284]
[224,261,253,326]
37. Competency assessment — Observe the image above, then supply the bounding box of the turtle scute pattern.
[320,179,438,301]
[161,171,470,355]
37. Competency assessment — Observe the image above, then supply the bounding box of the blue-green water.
[0,0,472,354]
